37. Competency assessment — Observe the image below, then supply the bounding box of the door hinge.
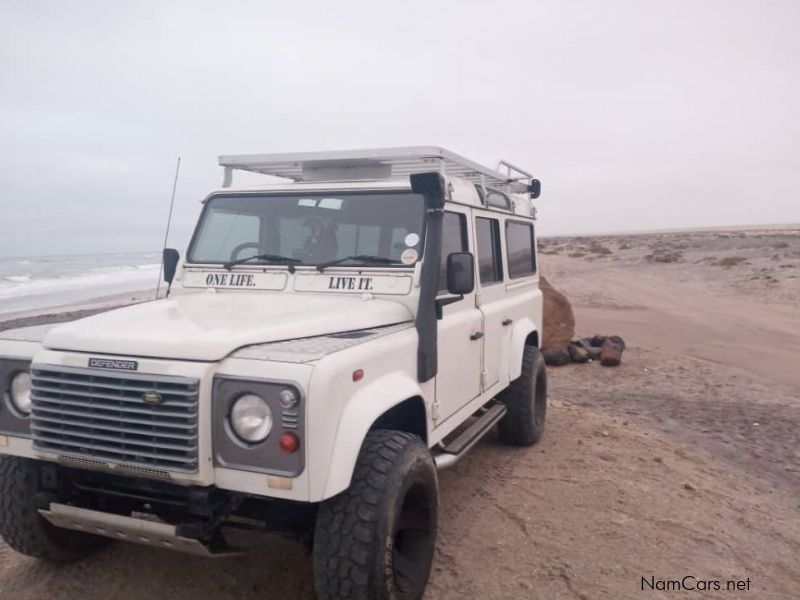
[481,370,488,392]
[432,400,440,424]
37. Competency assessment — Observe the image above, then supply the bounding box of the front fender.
[508,317,537,381]
[320,372,424,499]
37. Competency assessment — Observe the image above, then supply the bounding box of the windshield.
[188,191,426,268]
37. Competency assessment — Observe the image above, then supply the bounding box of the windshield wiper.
[222,253,303,272]
[315,255,399,272]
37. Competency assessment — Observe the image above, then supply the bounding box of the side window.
[438,211,468,293]
[485,190,511,211]
[506,221,537,278]
[475,217,502,285]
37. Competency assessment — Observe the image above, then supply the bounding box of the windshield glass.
[188,192,426,267]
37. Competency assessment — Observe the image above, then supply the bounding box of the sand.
[0,226,798,599]
[0,290,153,334]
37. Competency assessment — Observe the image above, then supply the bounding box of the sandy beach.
[0,226,798,599]
[0,290,152,334]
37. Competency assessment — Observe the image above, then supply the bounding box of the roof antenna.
[155,157,181,299]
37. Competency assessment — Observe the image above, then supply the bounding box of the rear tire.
[313,430,438,600]
[0,457,110,563]
[498,345,548,446]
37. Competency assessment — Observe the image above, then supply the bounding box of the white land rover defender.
[0,147,546,600]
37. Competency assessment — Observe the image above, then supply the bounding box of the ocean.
[0,252,162,317]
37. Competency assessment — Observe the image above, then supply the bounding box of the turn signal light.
[279,432,300,453]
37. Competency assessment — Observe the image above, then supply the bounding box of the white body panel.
[0,152,542,506]
[43,291,413,361]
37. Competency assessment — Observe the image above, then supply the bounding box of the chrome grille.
[30,366,199,472]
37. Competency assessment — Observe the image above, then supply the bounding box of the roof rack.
[218,146,535,194]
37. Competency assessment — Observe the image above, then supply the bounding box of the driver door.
[435,208,483,424]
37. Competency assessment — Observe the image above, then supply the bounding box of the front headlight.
[229,393,273,443]
[10,372,32,415]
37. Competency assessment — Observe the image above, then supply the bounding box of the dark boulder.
[590,334,607,347]
[577,337,603,360]
[568,342,590,363]
[543,348,571,366]
[600,339,625,367]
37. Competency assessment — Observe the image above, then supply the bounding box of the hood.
[0,324,55,343]
[43,292,413,361]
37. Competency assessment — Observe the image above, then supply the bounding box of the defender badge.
[88,357,138,371]
[142,391,162,405]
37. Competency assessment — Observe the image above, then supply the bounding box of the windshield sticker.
[182,270,287,290]
[404,233,420,247]
[294,273,413,295]
[401,248,418,265]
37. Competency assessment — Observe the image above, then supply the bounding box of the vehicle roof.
[218,145,534,194]
[206,176,535,218]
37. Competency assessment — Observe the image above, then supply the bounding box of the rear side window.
[506,221,536,278]
[475,217,502,284]
[439,212,468,293]
[485,190,511,210]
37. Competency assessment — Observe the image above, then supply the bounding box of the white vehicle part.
[508,317,539,381]
[301,326,428,500]
[43,293,413,362]
[232,323,413,363]
[320,371,425,499]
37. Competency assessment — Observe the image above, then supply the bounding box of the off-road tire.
[313,430,438,600]
[0,456,110,563]
[498,345,548,446]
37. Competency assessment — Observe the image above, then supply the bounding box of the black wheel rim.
[392,482,433,594]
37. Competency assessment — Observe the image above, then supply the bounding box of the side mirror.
[529,179,541,199]
[446,252,475,295]
[162,248,180,284]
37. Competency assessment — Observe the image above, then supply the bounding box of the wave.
[0,262,160,301]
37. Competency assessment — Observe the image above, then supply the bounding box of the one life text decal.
[182,270,287,291]
[205,272,258,288]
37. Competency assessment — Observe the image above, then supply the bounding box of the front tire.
[498,345,548,446]
[313,430,438,600]
[0,457,110,563]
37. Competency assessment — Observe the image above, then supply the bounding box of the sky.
[1,0,798,257]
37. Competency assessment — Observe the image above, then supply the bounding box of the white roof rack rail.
[218,146,535,194]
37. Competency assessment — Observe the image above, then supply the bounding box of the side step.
[434,403,507,470]
[39,503,241,557]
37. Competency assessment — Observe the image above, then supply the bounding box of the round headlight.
[278,388,299,408]
[10,371,32,415]
[229,394,272,443]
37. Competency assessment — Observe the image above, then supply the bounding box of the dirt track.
[1,228,799,598]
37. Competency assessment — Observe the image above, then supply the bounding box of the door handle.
[470,331,484,341]
[502,318,513,326]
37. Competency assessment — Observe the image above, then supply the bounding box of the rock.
[568,342,590,363]
[577,337,602,360]
[539,276,575,350]
[607,334,626,350]
[600,339,624,366]
[590,334,607,347]
[542,348,571,366]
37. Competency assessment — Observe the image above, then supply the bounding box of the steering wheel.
[229,242,260,261]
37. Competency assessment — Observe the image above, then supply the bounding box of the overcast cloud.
[1,0,798,257]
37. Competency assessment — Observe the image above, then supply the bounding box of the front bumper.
[40,503,238,557]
